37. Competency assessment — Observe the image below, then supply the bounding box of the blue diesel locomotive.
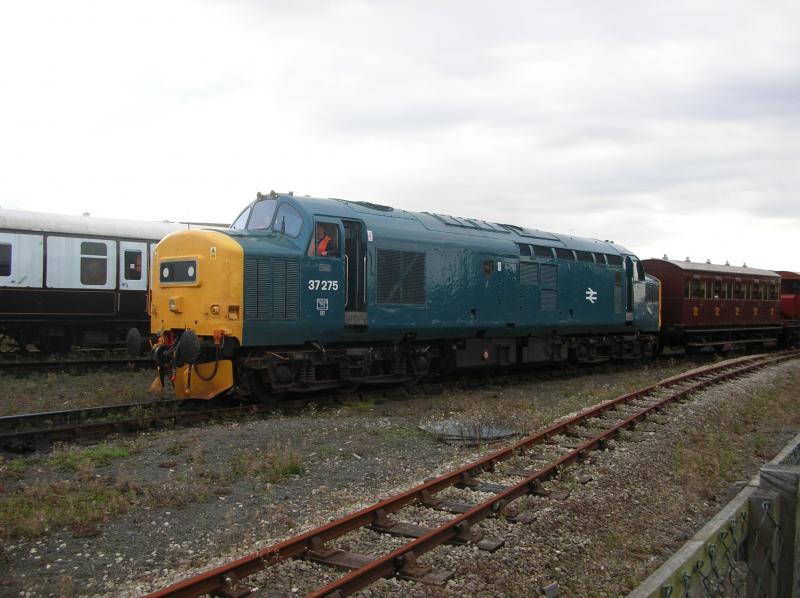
[142,191,660,400]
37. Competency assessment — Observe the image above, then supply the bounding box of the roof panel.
[653,259,779,278]
[0,208,186,240]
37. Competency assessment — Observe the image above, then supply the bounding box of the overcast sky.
[1,1,798,270]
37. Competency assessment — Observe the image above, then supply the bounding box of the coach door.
[118,241,148,316]
[343,220,367,327]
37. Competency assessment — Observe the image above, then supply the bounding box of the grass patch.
[0,479,136,540]
[48,442,131,471]
[231,443,304,482]
[671,372,800,499]
[341,397,375,414]
[0,456,32,479]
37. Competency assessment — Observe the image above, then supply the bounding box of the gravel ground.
[0,356,798,597]
[0,369,171,416]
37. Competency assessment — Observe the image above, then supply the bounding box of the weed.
[231,443,304,482]
[0,479,136,540]
[342,397,375,413]
[48,442,130,471]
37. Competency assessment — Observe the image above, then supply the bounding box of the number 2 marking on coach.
[308,279,339,291]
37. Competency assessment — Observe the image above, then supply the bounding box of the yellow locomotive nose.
[151,229,244,342]
[150,229,243,400]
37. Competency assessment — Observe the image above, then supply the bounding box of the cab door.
[343,220,367,327]
[119,241,148,316]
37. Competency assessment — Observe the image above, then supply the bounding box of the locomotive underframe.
[661,324,784,351]
[177,330,659,400]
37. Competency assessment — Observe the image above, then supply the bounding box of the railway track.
[0,351,701,452]
[0,399,283,453]
[143,350,799,598]
[0,357,152,374]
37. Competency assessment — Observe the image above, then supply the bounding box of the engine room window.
[231,207,251,230]
[516,243,531,257]
[575,250,593,263]
[315,223,340,257]
[124,250,142,281]
[532,245,554,259]
[80,242,108,285]
[274,204,303,237]
[246,199,278,230]
[606,254,623,266]
[0,243,10,276]
[555,248,575,260]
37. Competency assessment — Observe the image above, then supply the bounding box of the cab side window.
[315,223,340,257]
[274,204,303,238]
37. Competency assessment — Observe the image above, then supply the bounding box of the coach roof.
[0,208,186,241]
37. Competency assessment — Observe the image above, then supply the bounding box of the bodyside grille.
[244,257,299,320]
[377,250,426,305]
[520,262,539,285]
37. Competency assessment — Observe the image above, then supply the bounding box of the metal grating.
[520,262,539,286]
[540,264,558,288]
[377,249,426,305]
[540,289,557,312]
[243,257,299,320]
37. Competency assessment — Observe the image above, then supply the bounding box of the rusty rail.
[145,351,799,598]
[0,357,152,374]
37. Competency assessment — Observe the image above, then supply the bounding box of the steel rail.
[0,358,152,373]
[0,402,275,451]
[145,351,798,598]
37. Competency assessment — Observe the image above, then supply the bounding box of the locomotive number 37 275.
[308,279,339,291]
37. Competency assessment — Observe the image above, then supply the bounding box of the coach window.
[725,282,733,300]
[246,198,278,230]
[712,280,722,299]
[124,250,142,281]
[752,282,761,300]
[0,243,10,276]
[769,283,778,300]
[734,282,743,299]
[274,203,303,237]
[684,280,691,298]
[80,242,108,285]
